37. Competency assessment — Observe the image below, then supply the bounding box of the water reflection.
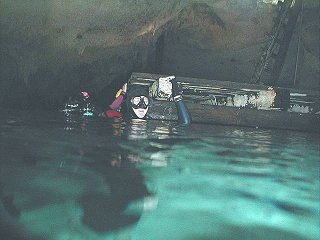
[124,118,190,140]
[63,115,91,133]
[111,117,123,137]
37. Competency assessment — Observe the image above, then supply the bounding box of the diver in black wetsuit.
[100,77,191,125]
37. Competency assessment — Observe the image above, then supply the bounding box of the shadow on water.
[77,147,150,232]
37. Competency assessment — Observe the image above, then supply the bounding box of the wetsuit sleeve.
[99,91,125,118]
[174,96,191,125]
[110,94,124,110]
[172,80,191,125]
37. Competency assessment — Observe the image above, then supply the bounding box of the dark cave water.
[0,110,319,240]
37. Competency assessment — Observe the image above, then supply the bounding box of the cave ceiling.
[0,0,319,108]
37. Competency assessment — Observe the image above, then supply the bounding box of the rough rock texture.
[0,0,319,109]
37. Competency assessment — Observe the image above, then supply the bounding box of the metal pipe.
[293,0,303,87]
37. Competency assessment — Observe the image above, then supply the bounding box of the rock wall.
[0,0,319,109]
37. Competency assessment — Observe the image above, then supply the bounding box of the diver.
[61,91,100,117]
[99,76,191,125]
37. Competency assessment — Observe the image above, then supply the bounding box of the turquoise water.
[0,111,319,240]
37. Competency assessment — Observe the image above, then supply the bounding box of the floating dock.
[128,73,320,133]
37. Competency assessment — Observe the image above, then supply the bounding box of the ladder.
[252,0,302,85]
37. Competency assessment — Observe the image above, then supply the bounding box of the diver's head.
[126,85,150,119]
[81,91,90,100]
[131,96,150,118]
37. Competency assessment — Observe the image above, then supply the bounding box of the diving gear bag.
[149,76,175,100]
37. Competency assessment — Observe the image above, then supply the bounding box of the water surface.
[0,111,319,240]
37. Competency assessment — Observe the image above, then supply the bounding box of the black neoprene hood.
[126,85,149,108]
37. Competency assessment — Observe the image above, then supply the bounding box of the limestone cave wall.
[0,0,319,109]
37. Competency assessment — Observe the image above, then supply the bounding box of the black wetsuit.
[61,95,100,116]
[125,81,191,125]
